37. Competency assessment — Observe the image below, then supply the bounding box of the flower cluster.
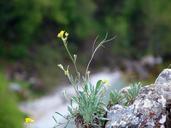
[57,30,69,42]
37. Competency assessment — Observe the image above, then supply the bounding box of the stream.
[20,70,126,128]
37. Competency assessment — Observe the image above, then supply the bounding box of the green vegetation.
[125,82,142,105]
[1,0,171,59]
[109,82,142,106]
[55,31,144,127]
[110,90,124,105]
[54,31,114,127]
[0,1,170,127]
[0,71,23,128]
[1,0,170,92]
[71,81,106,127]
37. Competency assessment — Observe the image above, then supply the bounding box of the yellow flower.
[25,117,34,123]
[102,80,110,86]
[57,30,69,42]
[57,30,65,38]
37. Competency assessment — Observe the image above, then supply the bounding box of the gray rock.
[155,69,171,85]
[9,82,21,92]
[106,104,139,128]
[140,55,162,66]
[154,69,171,128]
[155,69,171,100]
[106,86,166,128]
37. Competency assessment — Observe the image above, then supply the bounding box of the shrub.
[0,72,23,128]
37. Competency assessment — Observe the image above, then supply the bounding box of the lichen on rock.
[105,68,171,128]
[106,86,166,128]
[155,69,171,100]
[155,68,171,127]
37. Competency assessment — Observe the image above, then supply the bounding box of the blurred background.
[0,0,171,127]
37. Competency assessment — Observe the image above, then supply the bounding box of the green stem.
[63,42,79,77]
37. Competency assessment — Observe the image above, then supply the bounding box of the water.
[20,70,125,128]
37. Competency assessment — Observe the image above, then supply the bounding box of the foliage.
[71,81,106,127]
[55,31,115,127]
[0,0,96,59]
[109,82,142,106]
[1,0,171,60]
[0,71,23,128]
[125,82,142,105]
[110,90,124,105]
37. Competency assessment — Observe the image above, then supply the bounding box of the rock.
[106,86,166,128]
[28,77,45,92]
[106,104,139,128]
[119,85,131,94]
[155,69,171,127]
[141,55,162,67]
[155,69,171,100]
[155,69,171,85]
[122,59,149,79]
[9,82,22,92]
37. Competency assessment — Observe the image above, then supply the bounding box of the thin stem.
[67,74,80,95]
[85,34,116,79]
[62,41,81,94]
[63,42,80,78]
[55,112,68,119]
[92,35,99,53]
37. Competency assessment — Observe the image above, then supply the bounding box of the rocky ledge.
[106,69,171,128]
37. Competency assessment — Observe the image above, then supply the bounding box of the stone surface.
[155,69,171,127]
[155,69,171,85]
[155,69,171,100]
[106,86,166,128]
